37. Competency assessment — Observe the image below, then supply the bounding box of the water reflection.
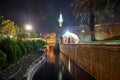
[33,47,73,80]
[60,53,96,80]
[68,58,71,72]
[33,48,96,80]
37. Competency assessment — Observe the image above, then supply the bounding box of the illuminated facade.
[44,33,56,44]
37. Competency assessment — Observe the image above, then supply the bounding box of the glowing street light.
[25,24,32,31]
[65,31,70,35]
[82,30,85,42]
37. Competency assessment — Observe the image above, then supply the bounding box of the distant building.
[43,33,56,43]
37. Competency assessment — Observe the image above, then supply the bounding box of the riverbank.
[0,52,41,80]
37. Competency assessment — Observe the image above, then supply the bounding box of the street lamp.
[25,24,32,31]
[82,30,85,42]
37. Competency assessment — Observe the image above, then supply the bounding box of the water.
[32,48,96,80]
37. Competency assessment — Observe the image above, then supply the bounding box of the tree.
[1,19,16,37]
[71,0,120,41]
[15,25,25,39]
[29,31,38,38]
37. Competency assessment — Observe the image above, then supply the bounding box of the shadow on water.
[32,47,96,80]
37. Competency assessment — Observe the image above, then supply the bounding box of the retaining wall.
[59,44,120,80]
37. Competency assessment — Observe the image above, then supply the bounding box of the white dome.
[62,32,79,43]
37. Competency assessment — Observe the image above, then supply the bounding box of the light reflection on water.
[68,58,71,72]
[60,52,96,80]
[33,48,96,80]
[47,46,56,63]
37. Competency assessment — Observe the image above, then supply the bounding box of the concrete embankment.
[23,54,46,80]
[59,43,120,80]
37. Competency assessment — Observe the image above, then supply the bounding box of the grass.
[79,36,120,44]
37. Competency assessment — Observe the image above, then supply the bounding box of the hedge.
[0,38,46,69]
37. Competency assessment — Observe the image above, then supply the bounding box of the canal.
[32,47,96,80]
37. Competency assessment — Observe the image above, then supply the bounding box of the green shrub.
[17,41,27,56]
[14,42,22,60]
[0,49,7,69]
[0,37,11,64]
[10,44,15,63]
[32,40,47,51]
[0,38,47,66]
[23,41,33,53]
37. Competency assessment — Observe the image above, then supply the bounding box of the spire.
[59,12,63,22]
[58,12,63,27]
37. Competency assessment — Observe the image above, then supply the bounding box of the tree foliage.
[29,31,38,38]
[71,0,120,41]
[15,25,27,39]
[71,0,120,23]
[1,19,16,36]
[0,37,47,69]
[0,16,32,39]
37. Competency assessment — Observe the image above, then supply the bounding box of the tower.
[58,12,63,27]
[56,12,64,44]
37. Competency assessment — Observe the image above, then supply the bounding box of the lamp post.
[82,30,85,42]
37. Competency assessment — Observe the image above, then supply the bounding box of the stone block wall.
[59,44,120,80]
[95,23,120,40]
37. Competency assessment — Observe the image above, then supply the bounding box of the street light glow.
[65,31,70,35]
[82,30,85,33]
[25,24,32,31]
[82,30,85,42]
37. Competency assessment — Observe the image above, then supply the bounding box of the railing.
[23,54,46,80]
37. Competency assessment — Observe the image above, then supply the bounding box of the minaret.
[58,12,63,27]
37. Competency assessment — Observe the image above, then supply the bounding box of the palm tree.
[71,0,120,41]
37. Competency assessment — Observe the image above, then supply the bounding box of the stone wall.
[59,44,120,80]
[56,23,120,42]
[95,23,120,40]
[81,23,120,41]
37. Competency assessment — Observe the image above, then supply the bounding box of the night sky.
[0,0,120,34]
[0,0,77,34]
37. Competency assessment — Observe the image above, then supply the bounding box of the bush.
[0,38,47,67]
[23,41,33,53]
[17,41,27,56]
[0,49,7,69]
[10,41,22,63]
[0,38,21,64]
[0,37,11,64]
[32,40,47,52]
